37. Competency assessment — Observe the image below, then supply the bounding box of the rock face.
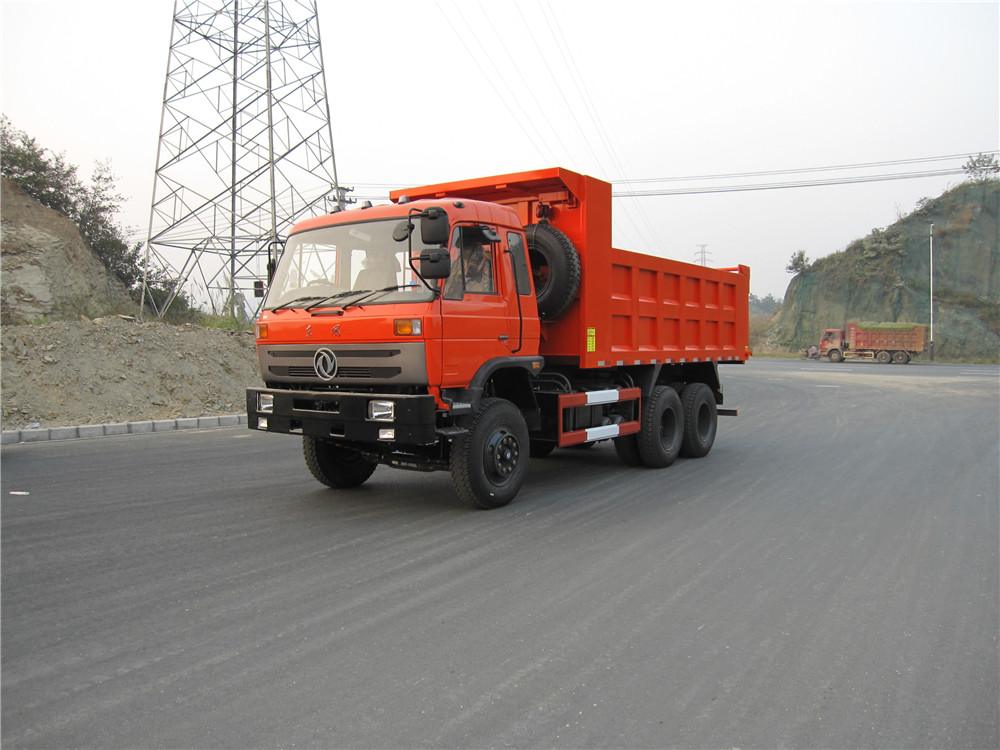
[1,177,136,323]
[772,181,1000,360]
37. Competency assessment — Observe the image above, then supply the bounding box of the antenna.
[140,0,345,320]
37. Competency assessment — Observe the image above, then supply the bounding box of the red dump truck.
[819,322,927,364]
[247,167,750,507]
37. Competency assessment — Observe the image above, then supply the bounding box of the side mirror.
[253,279,265,298]
[420,207,449,245]
[419,248,451,279]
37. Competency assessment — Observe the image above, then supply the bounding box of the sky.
[1,0,998,299]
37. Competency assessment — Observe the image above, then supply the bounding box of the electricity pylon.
[140,0,345,319]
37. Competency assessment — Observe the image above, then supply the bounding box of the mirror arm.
[406,207,440,295]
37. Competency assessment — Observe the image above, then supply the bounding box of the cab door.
[440,224,517,388]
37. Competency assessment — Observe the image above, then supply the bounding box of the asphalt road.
[3,359,998,748]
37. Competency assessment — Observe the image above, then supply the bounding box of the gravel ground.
[1,317,258,430]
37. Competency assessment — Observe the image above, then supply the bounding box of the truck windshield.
[265,219,436,310]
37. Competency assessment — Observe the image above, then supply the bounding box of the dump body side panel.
[847,322,927,352]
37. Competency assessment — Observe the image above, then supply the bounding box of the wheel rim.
[484,429,520,485]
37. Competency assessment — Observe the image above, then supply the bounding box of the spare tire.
[526,223,581,320]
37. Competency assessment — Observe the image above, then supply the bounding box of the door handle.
[498,334,509,341]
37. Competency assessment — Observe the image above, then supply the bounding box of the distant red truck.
[817,322,927,364]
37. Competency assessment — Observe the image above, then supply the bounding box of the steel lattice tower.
[141,0,345,319]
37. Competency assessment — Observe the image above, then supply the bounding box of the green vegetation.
[785,250,810,274]
[0,116,192,319]
[198,313,254,333]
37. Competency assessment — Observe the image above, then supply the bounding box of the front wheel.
[303,437,378,488]
[450,398,529,509]
[828,349,843,363]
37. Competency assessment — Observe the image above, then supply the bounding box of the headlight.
[258,393,274,413]
[368,400,395,422]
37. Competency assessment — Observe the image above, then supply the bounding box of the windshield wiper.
[268,295,324,312]
[303,288,377,313]
[340,283,421,311]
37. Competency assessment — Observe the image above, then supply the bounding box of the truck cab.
[819,328,846,361]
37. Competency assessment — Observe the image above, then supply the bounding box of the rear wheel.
[303,437,377,488]
[892,350,910,364]
[876,350,892,364]
[450,398,529,509]
[680,383,718,458]
[828,349,843,363]
[638,386,684,468]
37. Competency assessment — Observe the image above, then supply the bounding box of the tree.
[786,250,810,274]
[963,153,1000,183]
[749,293,782,316]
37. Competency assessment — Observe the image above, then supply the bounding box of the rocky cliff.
[771,181,999,360]
[1,177,136,323]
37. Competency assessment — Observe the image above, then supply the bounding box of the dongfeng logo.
[313,348,338,381]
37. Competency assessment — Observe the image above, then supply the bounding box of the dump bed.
[848,322,927,352]
[391,167,750,370]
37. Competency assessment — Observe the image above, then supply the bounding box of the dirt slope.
[1,317,258,429]
[1,179,261,430]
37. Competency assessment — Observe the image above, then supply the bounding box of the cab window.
[443,226,497,298]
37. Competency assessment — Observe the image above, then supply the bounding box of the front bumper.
[246,387,438,445]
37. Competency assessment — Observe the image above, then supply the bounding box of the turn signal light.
[255,322,268,339]
[394,318,421,336]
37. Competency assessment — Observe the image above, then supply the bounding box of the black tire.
[526,223,581,320]
[637,386,684,468]
[876,350,892,364]
[680,383,718,458]
[303,437,377,488]
[828,349,843,363]
[892,350,910,365]
[613,434,643,466]
[450,398,529,509]
[529,440,556,458]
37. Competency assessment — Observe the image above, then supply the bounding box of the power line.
[613,167,967,197]
[613,151,996,184]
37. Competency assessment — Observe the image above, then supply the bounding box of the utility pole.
[695,244,710,266]
[929,223,935,361]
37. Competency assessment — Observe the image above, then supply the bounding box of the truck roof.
[289,197,522,237]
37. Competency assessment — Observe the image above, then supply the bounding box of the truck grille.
[257,342,426,386]
[271,365,402,379]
